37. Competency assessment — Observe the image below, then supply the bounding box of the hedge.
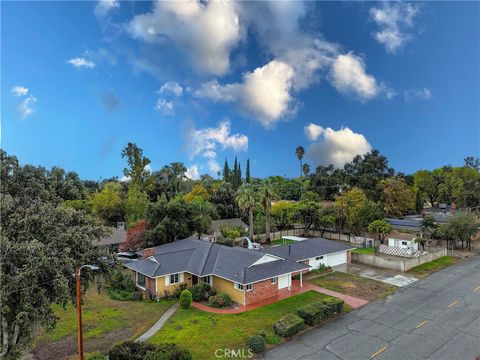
[246,335,266,354]
[296,302,329,326]
[272,314,304,337]
[189,282,211,302]
[108,341,191,360]
[208,292,232,308]
[322,298,344,315]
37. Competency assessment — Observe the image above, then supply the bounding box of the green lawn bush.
[208,292,232,308]
[246,335,266,354]
[173,284,188,299]
[272,314,304,337]
[322,298,344,315]
[108,341,191,360]
[179,290,193,309]
[189,282,211,302]
[144,343,192,360]
[296,302,329,326]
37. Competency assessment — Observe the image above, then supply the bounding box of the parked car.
[116,251,142,263]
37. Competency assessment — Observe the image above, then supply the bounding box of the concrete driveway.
[265,255,480,360]
[333,263,418,287]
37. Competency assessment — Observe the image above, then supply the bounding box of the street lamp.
[74,264,99,360]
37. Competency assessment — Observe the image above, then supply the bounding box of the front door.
[192,275,198,285]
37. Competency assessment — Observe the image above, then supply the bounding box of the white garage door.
[278,274,290,289]
[324,252,346,267]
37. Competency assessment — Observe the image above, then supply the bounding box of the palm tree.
[259,181,278,244]
[302,163,310,177]
[236,184,256,240]
[295,146,305,178]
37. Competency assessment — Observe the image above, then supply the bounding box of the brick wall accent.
[245,278,278,305]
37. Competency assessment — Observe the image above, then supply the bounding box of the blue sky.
[2,1,479,180]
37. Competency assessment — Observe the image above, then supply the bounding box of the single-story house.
[93,227,126,253]
[387,231,418,251]
[210,218,249,237]
[261,238,354,269]
[125,237,309,306]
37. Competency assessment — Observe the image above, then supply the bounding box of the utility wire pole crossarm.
[73,264,99,360]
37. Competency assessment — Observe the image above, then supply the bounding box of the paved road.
[265,255,480,360]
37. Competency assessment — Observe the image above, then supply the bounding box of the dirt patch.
[29,327,133,360]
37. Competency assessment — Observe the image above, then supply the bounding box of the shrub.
[179,290,192,309]
[272,314,304,337]
[108,341,157,360]
[208,292,232,308]
[107,267,137,292]
[246,335,266,354]
[87,355,106,360]
[322,298,344,315]
[189,282,211,302]
[108,289,144,302]
[144,343,192,360]
[297,302,329,326]
[173,283,188,299]
[216,237,235,247]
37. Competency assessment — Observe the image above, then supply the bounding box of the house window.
[401,241,408,246]
[315,256,324,260]
[200,276,211,285]
[170,273,179,285]
[235,283,244,290]
[246,284,253,291]
[137,273,146,289]
[271,277,277,284]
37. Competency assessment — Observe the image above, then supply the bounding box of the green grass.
[149,291,347,359]
[37,288,175,357]
[271,239,296,246]
[409,256,457,275]
[308,272,397,301]
[352,247,375,255]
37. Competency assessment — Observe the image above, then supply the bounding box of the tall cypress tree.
[223,158,230,182]
[246,159,251,183]
[238,163,242,187]
[232,157,238,189]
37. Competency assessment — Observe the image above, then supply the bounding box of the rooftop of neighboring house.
[261,238,354,262]
[125,237,308,285]
[388,230,417,241]
[93,228,126,247]
[210,218,248,233]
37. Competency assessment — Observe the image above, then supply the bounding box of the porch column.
[288,273,291,291]
[300,271,303,287]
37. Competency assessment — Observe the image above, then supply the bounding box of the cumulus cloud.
[129,0,241,76]
[195,60,295,128]
[155,81,184,115]
[67,57,96,69]
[154,98,174,114]
[159,81,183,97]
[94,0,119,17]
[404,87,432,102]
[370,2,420,53]
[11,86,29,97]
[19,96,37,119]
[304,123,324,141]
[185,164,200,180]
[306,125,372,168]
[207,159,221,174]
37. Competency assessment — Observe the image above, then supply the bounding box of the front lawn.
[408,256,458,277]
[149,291,348,359]
[308,272,397,301]
[270,238,296,246]
[31,288,176,360]
[352,247,375,255]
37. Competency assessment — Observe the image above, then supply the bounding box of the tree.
[211,182,238,219]
[302,163,310,177]
[1,195,107,359]
[90,182,125,225]
[125,184,149,228]
[368,219,393,245]
[310,165,345,201]
[315,207,337,237]
[236,184,257,240]
[295,146,305,178]
[443,213,479,250]
[121,219,147,251]
[336,187,367,235]
[293,192,321,233]
[357,201,385,235]
[121,142,152,191]
[149,162,188,200]
[223,159,231,183]
[380,177,415,217]
[259,181,278,243]
[183,183,210,202]
[464,156,480,170]
[246,159,251,183]
[271,201,295,231]
[414,170,440,207]
[415,215,436,251]
[190,199,215,238]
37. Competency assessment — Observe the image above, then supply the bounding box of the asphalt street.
[264,254,480,360]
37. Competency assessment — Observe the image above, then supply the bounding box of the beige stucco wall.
[155,272,192,297]
[212,275,245,305]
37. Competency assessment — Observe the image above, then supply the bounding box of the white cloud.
[185,164,200,180]
[19,96,37,119]
[404,88,432,102]
[94,0,119,17]
[120,175,131,182]
[159,81,183,97]
[370,2,420,53]
[304,123,324,141]
[129,0,241,75]
[195,60,295,128]
[67,57,96,69]
[207,159,221,174]
[154,98,174,114]
[144,164,152,173]
[306,125,372,168]
[11,86,29,97]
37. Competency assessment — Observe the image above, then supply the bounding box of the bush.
[87,355,106,360]
[173,283,188,299]
[108,341,191,360]
[189,282,211,302]
[208,292,232,308]
[322,298,344,315]
[246,335,266,354]
[297,302,329,326]
[107,266,137,292]
[216,237,235,247]
[272,314,304,337]
[179,290,192,309]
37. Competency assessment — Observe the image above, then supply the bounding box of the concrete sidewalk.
[136,302,179,342]
[333,263,418,287]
